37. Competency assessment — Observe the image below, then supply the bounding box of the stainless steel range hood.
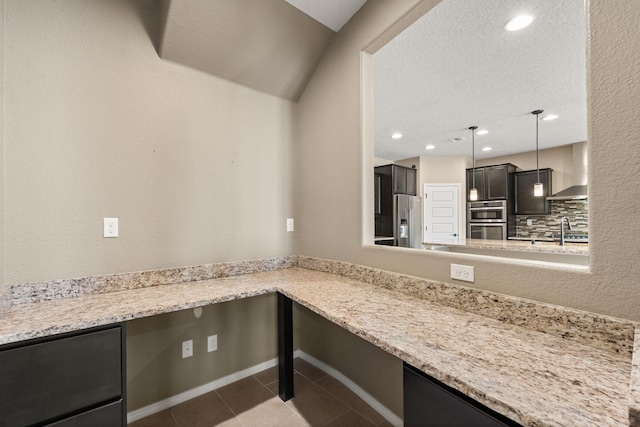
[547,184,588,200]
[547,142,588,200]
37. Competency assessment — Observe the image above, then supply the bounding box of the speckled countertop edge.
[424,238,589,255]
[298,256,636,357]
[630,328,640,427]
[0,268,633,426]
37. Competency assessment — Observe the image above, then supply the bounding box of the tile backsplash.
[514,199,588,239]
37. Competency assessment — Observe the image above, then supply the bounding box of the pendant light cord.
[536,112,540,183]
[532,110,544,183]
[470,126,478,188]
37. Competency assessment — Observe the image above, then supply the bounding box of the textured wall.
[296,0,640,321]
[2,0,297,285]
[127,294,277,411]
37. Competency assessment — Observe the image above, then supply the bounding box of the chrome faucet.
[560,217,572,246]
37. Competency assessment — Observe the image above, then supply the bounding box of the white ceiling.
[373,0,587,161]
[285,0,367,32]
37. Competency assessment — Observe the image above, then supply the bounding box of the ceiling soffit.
[159,0,335,101]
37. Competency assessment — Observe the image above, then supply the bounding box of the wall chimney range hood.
[547,142,588,200]
[547,184,588,200]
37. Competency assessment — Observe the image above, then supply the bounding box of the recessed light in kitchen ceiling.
[482,147,492,152]
[448,137,465,143]
[425,144,435,150]
[542,114,558,121]
[391,132,403,139]
[505,14,534,31]
[477,129,489,135]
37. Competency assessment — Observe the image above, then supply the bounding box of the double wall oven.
[467,200,507,240]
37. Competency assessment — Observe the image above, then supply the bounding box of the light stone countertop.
[0,262,634,426]
[424,238,589,255]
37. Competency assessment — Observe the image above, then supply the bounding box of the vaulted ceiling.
[158,0,364,101]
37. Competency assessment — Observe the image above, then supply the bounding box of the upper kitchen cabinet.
[466,164,517,201]
[375,165,417,196]
[514,169,553,214]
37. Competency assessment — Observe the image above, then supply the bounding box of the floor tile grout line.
[214,388,242,420]
[312,377,382,426]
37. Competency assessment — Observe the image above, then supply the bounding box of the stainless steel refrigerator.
[394,194,422,248]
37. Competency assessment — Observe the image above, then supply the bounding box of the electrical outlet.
[182,339,193,358]
[451,264,475,283]
[103,218,118,238]
[207,335,218,352]
[286,218,294,232]
[527,218,533,226]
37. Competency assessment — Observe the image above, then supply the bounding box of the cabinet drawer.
[48,399,123,427]
[0,326,123,427]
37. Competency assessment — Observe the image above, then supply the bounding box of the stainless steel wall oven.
[467,200,508,240]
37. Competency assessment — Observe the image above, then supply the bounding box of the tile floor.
[129,358,394,427]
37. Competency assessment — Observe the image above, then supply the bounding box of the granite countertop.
[0,258,635,426]
[424,238,589,255]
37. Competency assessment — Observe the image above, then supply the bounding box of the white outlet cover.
[182,339,193,358]
[451,263,475,283]
[207,335,218,352]
[103,218,118,238]
[286,218,294,232]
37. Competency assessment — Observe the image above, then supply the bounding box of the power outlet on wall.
[451,264,474,283]
[207,335,218,352]
[182,339,193,358]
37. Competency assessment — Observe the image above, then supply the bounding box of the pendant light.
[469,126,478,201]
[531,110,544,197]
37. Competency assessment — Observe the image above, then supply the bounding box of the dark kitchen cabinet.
[403,363,521,426]
[466,164,517,201]
[387,165,417,196]
[374,173,382,215]
[514,169,552,214]
[374,164,417,238]
[0,324,126,427]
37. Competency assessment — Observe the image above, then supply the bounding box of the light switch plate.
[286,218,294,232]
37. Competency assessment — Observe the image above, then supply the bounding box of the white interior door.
[424,184,460,244]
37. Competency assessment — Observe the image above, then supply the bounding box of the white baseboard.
[127,357,278,423]
[295,350,403,427]
[127,352,402,427]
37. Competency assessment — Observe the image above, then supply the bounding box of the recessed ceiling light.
[425,144,435,150]
[477,129,489,135]
[448,137,465,143]
[505,14,534,31]
[542,114,558,121]
[391,132,403,139]
[482,147,492,152]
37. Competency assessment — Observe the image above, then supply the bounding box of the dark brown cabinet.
[514,169,552,214]
[0,324,126,426]
[374,164,418,239]
[383,165,416,196]
[466,164,517,201]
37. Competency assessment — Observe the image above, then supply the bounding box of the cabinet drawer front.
[0,326,122,426]
[47,399,124,427]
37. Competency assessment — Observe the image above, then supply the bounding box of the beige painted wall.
[294,304,404,416]
[127,294,278,411]
[2,0,297,286]
[297,0,640,322]
[0,0,4,286]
